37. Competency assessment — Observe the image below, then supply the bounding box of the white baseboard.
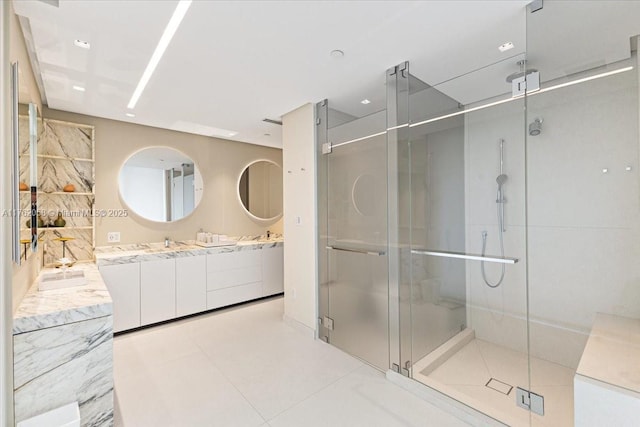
[282,314,316,338]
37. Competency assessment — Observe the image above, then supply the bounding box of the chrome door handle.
[327,246,386,256]
[411,249,518,264]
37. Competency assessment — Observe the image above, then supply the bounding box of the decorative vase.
[37,215,45,228]
[63,184,76,193]
[19,182,28,191]
[25,218,31,228]
[54,213,66,227]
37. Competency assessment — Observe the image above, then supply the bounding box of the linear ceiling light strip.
[409,65,633,130]
[330,131,387,149]
[127,0,192,109]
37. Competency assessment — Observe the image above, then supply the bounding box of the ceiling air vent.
[262,118,282,126]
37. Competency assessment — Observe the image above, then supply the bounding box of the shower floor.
[413,337,575,427]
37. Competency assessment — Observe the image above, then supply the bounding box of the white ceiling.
[12,1,640,149]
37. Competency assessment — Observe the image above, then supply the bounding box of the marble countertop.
[13,263,113,335]
[576,313,640,394]
[95,237,284,267]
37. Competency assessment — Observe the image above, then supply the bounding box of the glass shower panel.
[405,53,531,425]
[405,79,468,365]
[526,3,640,426]
[325,105,389,370]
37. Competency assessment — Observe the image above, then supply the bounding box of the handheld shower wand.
[481,139,508,288]
[496,173,507,233]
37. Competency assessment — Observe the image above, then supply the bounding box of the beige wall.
[282,103,317,332]
[44,108,283,246]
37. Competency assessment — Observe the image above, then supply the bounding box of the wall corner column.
[282,103,318,334]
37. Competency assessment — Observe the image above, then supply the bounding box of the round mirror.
[352,173,379,217]
[237,160,283,221]
[119,147,203,222]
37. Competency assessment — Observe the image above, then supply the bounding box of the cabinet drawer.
[206,282,263,310]
[207,266,261,290]
[207,250,261,272]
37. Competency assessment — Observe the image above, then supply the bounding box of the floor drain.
[485,378,513,395]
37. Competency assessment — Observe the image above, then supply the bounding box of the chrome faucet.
[164,237,170,248]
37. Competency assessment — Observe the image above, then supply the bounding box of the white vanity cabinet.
[99,262,141,332]
[206,250,263,309]
[262,246,284,296]
[97,242,284,332]
[176,255,207,316]
[140,258,176,325]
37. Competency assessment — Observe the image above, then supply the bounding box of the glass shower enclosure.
[317,84,390,370]
[317,2,640,426]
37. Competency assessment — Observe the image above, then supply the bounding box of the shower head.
[496,174,508,186]
[529,118,543,136]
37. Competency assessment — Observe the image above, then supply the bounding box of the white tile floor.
[113,297,471,427]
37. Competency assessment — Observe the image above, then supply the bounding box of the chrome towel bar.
[411,249,518,264]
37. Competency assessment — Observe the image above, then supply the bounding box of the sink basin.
[39,270,88,291]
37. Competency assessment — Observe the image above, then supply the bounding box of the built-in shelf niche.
[37,119,96,265]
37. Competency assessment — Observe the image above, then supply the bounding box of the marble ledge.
[576,313,640,394]
[94,236,284,267]
[13,263,112,335]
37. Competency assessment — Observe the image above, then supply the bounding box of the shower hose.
[481,192,505,288]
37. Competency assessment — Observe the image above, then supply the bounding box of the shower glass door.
[321,99,390,371]
[399,40,533,424]
[526,3,640,427]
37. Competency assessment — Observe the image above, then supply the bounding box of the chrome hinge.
[516,387,544,416]
[316,118,321,125]
[401,360,411,377]
[400,62,409,78]
[322,142,332,155]
[323,316,334,330]
[512,70,540,97]
[530,0,543,13]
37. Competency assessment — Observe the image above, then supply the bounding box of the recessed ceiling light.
[73,39,91,49]
[361,99,371,105]
[127,0,193,109]
[72,85,85,92]
[330,49,344,58]
[126,113,136,118]
[498,42,514,52]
